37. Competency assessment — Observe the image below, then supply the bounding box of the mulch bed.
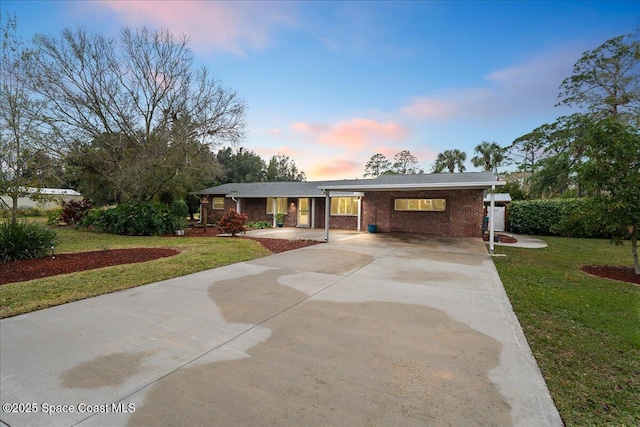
[0,232,322,285]
[581,265,640,285]
[1,248,179,285]
[482,233,518,243]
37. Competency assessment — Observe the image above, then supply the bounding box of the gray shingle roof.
[194,172,503,197]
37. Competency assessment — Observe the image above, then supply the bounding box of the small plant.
[247,220,272,230]
[47,208,63,226]
[60,198,93,225]
[0,220,58,263]
[275,212,285,227]
[218,208,248,236]
[170,199,189,231]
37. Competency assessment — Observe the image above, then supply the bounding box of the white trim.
[317,181,505,192]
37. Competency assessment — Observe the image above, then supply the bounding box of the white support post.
[311,198,316,229]
[272,198,277,228]
[324,192,330,242]
[357,197,362,232]
[489,185,495,254]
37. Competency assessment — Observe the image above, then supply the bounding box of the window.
[267,197,287,214]
[331,197,359,216]
[394,198,446,212]
[212,197,225,210]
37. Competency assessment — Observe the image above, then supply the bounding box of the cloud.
[309,159,362,180]
[400,46,582,122]
[289,118,411,149]
[96,1,297,55]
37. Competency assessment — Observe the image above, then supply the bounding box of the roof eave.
[317,181,506,192]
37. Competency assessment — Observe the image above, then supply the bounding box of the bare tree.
[0,15,53,222]
[31,26,246,202]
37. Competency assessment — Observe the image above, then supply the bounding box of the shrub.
[0,220,57,263]
[508,199,564,236]
[247,220,272,230]
[47,208,63,226]
[218,209,248,236]
[60,198,93,225]
[508,198,610,238]
[80,203,174,236]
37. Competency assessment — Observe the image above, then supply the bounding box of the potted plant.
[275,212,285,227]
[367,200,378,233]
[170,199,189,236]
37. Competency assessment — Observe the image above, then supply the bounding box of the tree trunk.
[632,224,639,275]
[11,195,18,225]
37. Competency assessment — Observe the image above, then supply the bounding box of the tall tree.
[557,33,640,125]
[432,149,466,173]
[216,147,266,183]
[390,149,423,175]
[30,26,246,203]
[578,118,640,273]
[265,154,306,182]
[363,153,391,178]
[0,15,55,222]
[471,141,506,175]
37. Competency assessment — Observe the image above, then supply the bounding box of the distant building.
[0,188,83,210]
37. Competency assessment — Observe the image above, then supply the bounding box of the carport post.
[323,190,330,242]
[489,185,495,254]
[272,198,277,228]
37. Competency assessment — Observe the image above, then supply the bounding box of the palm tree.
[432,149,467,173]
[471,141,506,175]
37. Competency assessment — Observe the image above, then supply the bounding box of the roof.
[484,193,512,203]
[195,172,504,198]
[318,172,504,191]
[23,187,82,196]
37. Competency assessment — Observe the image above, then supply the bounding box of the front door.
[297,198,310,227]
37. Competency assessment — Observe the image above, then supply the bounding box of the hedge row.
[507,198,608,238]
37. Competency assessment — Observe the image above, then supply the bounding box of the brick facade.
[202,190,483,237]
[361,190,484,237]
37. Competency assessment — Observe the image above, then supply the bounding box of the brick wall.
[361,190,484,237]
[203,190,483,236]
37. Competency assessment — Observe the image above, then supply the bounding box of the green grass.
[0,226,270,318]
[493,237,640,426]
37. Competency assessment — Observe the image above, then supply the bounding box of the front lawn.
[493,237,640,426]
[0,227,270,318]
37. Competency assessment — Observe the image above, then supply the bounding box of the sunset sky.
[3,1,638,180]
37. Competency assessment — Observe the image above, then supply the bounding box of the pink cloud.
[400,98,457,119]
[290,118,410,149]
[308,159,362,181]
[96,1,296,55]
[399,45,583,123]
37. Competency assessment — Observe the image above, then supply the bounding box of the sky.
[3,1,639,180]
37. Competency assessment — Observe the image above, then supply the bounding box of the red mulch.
[582,265,640,285]
[482,233,518,243]
[0,230,321,285]
[1,248,179,285]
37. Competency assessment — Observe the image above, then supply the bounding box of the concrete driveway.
[0,233,562,427]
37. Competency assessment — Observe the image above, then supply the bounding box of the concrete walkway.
[0,233,562,427]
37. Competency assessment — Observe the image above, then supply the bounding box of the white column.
[324,192,330,242]
[489,185,495,254]
[272,198,277,228]
[311,198,316,229]
[357,197,362,232]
